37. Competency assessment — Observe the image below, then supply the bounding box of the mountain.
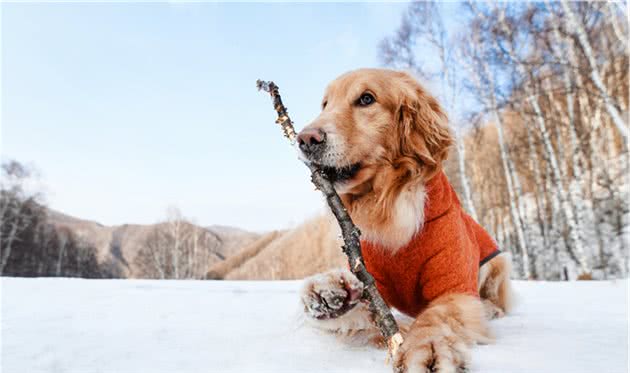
[46,209,261,278]
[206,214,346,280]
[46,209,347,280]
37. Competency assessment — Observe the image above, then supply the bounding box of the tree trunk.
[528,92,590,275]
[455,133,479,221]
[0,221,20,276]
[495,5,590,276]
[560,0,629,146]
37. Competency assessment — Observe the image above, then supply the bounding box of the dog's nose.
[297,128,327,156]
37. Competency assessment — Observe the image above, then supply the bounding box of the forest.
[381,1,628,280]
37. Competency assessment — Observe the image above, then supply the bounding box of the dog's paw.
[393,329,471,373]
[301,269,364,320]
[482,299,505,320]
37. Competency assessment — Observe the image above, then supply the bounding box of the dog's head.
[297,68,453,248]
[298,68,452,193]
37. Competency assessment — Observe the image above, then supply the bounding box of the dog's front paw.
[394,329,471,373]
[301,269,364,320]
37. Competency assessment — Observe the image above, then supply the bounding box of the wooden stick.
[256,80,404,361]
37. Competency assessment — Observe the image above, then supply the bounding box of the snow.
[1,278,628,373]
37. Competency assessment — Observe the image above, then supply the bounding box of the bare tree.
[134,207,222,279]
[0,160,102,278]
[0,161,40,275]
[461,19,532,278]
[381,2,479,220]
[382,1,628,280]
[560,0,628,146]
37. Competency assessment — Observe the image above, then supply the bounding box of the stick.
[256,80,404,361]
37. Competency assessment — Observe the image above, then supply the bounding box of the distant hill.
[46,209,347,280]
[46,209,261,278]
[206,215,346,280]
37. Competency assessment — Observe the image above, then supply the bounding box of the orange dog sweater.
[360,171,500,317]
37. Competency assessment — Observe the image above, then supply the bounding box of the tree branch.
[256,80,403,361]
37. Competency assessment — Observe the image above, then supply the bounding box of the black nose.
[297,128,327,156]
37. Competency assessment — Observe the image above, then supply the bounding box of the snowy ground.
[1,278,627,373]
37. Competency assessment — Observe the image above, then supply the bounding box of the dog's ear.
[396,77,453,170]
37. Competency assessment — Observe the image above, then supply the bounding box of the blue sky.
[2,2,414,231]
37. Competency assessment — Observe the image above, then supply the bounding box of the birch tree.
[560,0,629,146]
[0,160,102,278]
[0,161,38,275]
[487,3,591,276]
[380,1,479,220]
[382,1,628,280]
[462,10,532,278]
[134,207,222,279]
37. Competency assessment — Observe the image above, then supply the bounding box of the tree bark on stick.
[256,80,403,360]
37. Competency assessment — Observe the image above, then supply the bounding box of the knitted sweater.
[361,171,500,317]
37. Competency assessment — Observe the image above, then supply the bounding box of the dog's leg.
[394,294,492,373]
[478,252,514,319]
[301,269,376,335]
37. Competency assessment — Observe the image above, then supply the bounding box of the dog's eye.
[357,93,375,107]
[322,101,328,110]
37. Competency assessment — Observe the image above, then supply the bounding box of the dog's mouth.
[317,163,362,183]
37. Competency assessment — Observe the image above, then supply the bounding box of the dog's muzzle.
[297,128,327,161]
[297,128,361,183]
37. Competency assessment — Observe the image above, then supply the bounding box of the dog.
[297,68,513,372]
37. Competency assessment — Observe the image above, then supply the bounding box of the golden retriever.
[297,68,513,372]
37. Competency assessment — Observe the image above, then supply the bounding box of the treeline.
[0,160,229,279]
[0,161,108,278]
[381,1,628,280]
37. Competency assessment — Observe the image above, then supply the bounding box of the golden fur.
[478,253,514,319]
[301,68,452,249]
[300,69,514,372]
